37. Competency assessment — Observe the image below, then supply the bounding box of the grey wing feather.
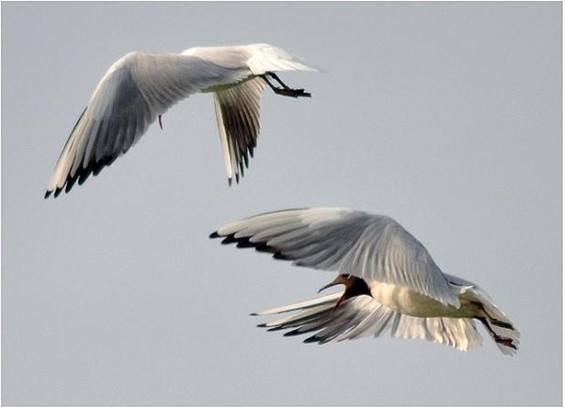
[212,207,459,306]
[213,77,266,184]
[45,52,245,198]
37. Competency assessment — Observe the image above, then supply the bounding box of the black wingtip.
[303,336,321,344]
[44,190,52,199]
[235,237,258,249]
[228,177,232,187]
[210,231,285,260]
[273,252,290,261]
[284,329,303,337]
[220,235,239,245]
[252,242,271,253]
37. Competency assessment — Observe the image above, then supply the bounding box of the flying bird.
[211,207,520,355]
[45,44,317,198]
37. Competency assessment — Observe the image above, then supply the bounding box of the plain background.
[2,2,562,406]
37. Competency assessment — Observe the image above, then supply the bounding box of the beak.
[318,276,345,293]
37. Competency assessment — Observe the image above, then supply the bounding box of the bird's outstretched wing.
[211,207,459,306]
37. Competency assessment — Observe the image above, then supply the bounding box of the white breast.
[369,281,480,319]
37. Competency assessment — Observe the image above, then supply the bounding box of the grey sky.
[2,1,561,406]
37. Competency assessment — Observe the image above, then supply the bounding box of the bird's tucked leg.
[477,316,517,350]
[474,302,515,330]
[158,115,163,130]
[262,73,311,98]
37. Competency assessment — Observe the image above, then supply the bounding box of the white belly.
[370,281,481,318]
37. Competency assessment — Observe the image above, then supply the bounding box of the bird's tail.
[475,293,520,356]
[247,44,322,74]
[444,273,520,355]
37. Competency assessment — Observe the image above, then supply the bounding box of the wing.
[45,52,245,198]
[213,77,266,184]
[255,292,483,351]
[211,207,459,306]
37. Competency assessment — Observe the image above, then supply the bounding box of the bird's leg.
[158,114,163,130]
[477,316,517,350]
[262,75,281,93]
[267,72,293,89]
[475,303,515,330]
[488,317,515,330]
[261,73,311,98]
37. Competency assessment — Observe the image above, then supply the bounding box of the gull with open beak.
[211,207,520,355]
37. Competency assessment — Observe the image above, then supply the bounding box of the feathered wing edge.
[213,77,267,185]
[253,292,485,353]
